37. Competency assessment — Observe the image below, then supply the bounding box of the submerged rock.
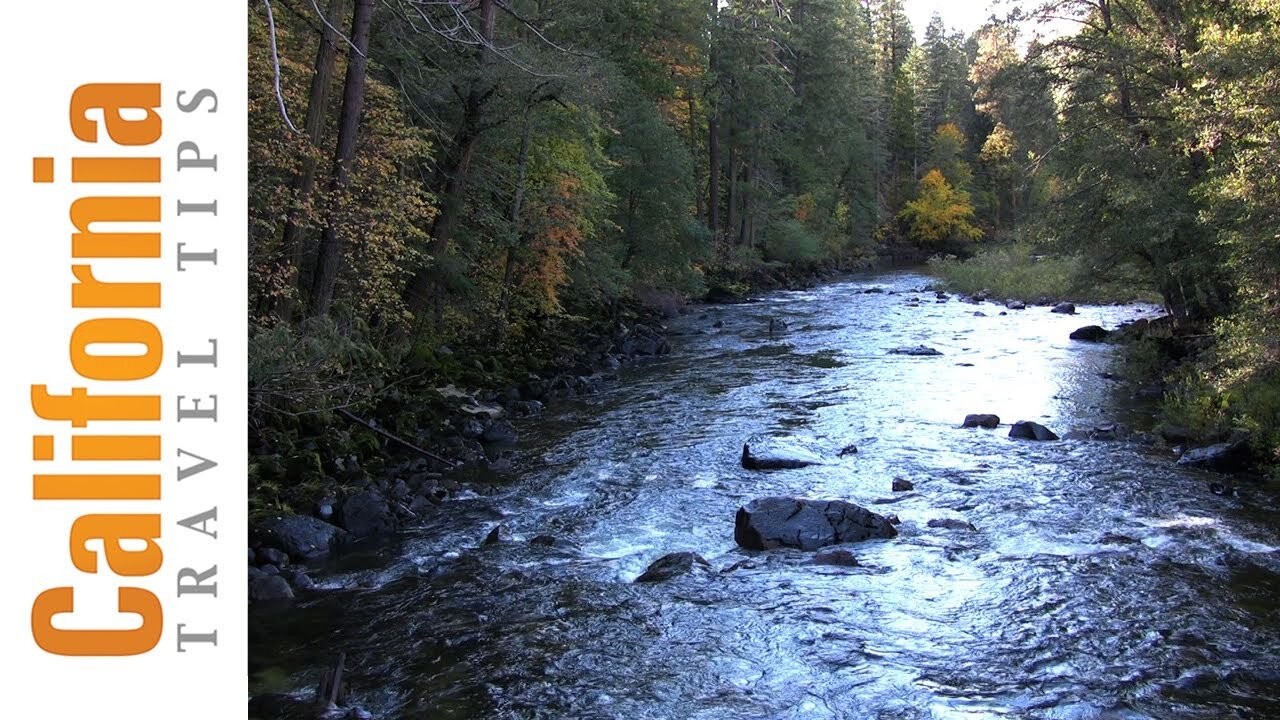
[734,497,897,551]
[962,413,1000,429]
[927,518,977,532]
[1097,532,1141,545]
[1070,325,1110,342]
[1009,421,1059,441]
[888,345,943,356]
[838,443,859,457]
[529,534,579,551]
[741,444,822,470]
[635,552,711,582]
[892,477,914,492]
[810,549,860,567]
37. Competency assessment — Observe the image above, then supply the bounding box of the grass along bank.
[927,244,1158,305]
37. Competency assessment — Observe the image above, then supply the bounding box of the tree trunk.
[688,95,705,222]
[283,0,348,307]
[707,0,720,237]
[402,0,498,325]
[726,142,739,243]
[307,0,374,317]
[742,138,759,248]
[497,109,533,341]
[708,111,720,237]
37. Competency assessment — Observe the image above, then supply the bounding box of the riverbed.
[250,271,1280,719]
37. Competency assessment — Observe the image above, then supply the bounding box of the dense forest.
[248,0,1280,514]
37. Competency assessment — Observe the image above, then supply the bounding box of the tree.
[900,169,982,248]
[309,0,375,317]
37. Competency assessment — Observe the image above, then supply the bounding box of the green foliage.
[928,244,1154,304]
[763,218,823,264]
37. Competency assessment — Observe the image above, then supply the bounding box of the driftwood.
[316,652,348,709]
[336,409,458,467]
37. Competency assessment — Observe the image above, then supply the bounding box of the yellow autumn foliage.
[900,169,983,246]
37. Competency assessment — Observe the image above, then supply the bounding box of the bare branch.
[262,0,302,133]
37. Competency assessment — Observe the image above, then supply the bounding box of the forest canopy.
[248,0,1280,473]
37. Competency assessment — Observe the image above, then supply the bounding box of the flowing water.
[251,271,1280,719]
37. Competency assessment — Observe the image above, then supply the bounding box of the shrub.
[764,218,823,264]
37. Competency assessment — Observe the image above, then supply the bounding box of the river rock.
[1009,421,1059,441]
[1006,300,1027,310]
[256,514,348,560]
[620,324,670,356]
[892,477,914,492]
[483,524,512,545]
[1051,302,1077,314]
[1090,424,1120,441]
[529,534,579,551]
[337,490,398,538]
[1070,325,1110,341]
[928,518,977,532]
[506,399,544,417]
[635,551,712,582]
[283,569,315,591]
[459,417,485,440]
[838,443,859,457]
[482,420,518,445]
[741,444,822,470]
[734,497,897,551]
[888,345,943,356]
[249,574,294,603]
[256,546,289,568]
[1177,440,1251,472]
[810,549,860,567]
[962,413,1000,429]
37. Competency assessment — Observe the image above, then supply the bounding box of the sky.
[904,0,1076,46]
[905,0,1001,39]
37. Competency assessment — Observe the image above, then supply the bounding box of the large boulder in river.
[962,413,1000,429]
[1177,440,1251,472]
[1070,325,1110,342]
[635,552,711,582]
[1051,302,1077,315]
[735,497,897,551]
[1009,421,1059,441]
[255,514,348,560]
[741,444,822,470]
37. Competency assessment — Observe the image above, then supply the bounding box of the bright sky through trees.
[906,0,1074,47]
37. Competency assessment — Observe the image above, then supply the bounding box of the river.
[250,271,1280,719]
